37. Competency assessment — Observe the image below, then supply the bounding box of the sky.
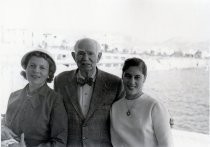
[0,0,210,43]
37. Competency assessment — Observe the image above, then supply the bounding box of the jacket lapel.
[65,70,85,120]
[85,69,107,122]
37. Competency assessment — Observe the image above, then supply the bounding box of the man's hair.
[74,38,101,54]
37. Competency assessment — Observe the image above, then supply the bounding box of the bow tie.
[77,77,94,86]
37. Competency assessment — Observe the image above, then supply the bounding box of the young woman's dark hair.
[122,57,147,80]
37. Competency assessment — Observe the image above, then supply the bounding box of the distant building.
[170,51,184,57]
[194,50,202,58]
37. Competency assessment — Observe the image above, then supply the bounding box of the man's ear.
[97,52,102,63]
[71,52,76,62]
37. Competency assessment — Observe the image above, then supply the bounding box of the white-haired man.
[54,38,124,147]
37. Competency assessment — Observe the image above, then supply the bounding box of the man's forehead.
[77,39,100,51]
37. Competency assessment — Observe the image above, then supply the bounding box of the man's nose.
[82,53,89,60]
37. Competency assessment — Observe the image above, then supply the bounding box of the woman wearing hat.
[1,49,68,147]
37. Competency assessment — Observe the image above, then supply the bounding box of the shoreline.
[0,61,209,147]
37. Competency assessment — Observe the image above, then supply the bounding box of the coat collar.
[65,69,85,119]
[24,83,49,108]
[84,69,108,122]
[77,69,96,82]
[67,69,77,82]
[64,68,112,121]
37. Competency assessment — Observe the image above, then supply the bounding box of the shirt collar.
[77,69,96,82]
[25,83,48,96]
[24,83,49,108]
[37,83,49,96]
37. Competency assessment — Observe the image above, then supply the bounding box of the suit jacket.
[4,84,68,147]
[54,68,124,147]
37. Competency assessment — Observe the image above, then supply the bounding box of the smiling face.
[72,38,102,76]
[122,66,145,99]
[26,56,49,89]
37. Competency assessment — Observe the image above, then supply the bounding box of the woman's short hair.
[21,50,56,83]
[122,57,147,80]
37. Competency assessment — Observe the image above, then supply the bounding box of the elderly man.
[54,38,124,147]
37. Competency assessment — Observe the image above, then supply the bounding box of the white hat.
[21,49,56,74]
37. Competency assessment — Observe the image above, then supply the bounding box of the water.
[0,63,209,134]
[144,68,209,134]
[100,67,209,134]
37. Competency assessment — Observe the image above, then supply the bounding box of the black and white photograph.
[0,0,209,147]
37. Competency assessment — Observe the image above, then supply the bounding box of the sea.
[143,67,209,135]
[0,62,209,135]
[100,66,209,135]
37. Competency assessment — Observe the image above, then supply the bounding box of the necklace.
[125,99,136,116]
[125,92,143,116]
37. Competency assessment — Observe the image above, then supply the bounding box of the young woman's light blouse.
[110,93,173,147]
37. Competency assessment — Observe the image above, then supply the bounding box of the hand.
[19,133,26,147]
[1,138,18,147]
[1,125,17,140]
[9,133,26,147]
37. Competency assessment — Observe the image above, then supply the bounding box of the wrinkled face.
[122,66,145,97]
[73,41,101,73]
[26,56,49,87]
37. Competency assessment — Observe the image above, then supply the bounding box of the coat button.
[83,136,87,140]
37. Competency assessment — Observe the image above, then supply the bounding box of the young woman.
[110,57,173,147]
[1,49,68,147]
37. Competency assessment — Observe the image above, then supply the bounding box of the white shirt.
[77,70,96,117]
